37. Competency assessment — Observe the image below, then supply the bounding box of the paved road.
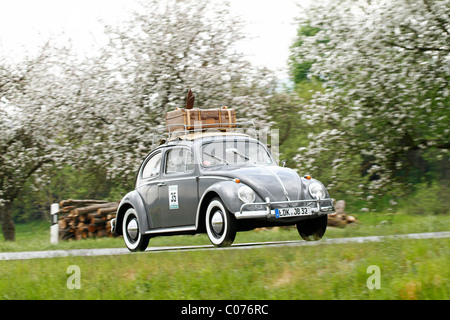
[1,231,449,261]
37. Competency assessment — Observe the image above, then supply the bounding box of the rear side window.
[142,152,162,179]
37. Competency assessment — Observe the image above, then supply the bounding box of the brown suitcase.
[166,107,236,132]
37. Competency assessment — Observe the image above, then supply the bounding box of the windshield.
[201,140,274,167]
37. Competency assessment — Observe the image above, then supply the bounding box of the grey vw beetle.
[111,131,335,251]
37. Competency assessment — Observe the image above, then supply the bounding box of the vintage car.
[111,131,335,251]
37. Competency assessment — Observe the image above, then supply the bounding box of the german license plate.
[274,207,312,218]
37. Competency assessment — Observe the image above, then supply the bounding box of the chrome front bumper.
[234,197,335,220]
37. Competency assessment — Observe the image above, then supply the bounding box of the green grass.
[0,238,448,300]
[1,212,449,252]
[1,212,449,300]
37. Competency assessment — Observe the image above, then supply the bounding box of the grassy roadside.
[0,212,449,300]
[0,237,448,299]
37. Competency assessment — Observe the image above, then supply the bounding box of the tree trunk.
[0,202,15,241]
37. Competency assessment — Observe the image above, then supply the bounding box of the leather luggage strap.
[185,108,200,128]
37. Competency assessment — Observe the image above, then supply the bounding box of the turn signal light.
[304,175,312,180]
[234,178,241,183]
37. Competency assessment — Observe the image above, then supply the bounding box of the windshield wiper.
[203,152,229,165]
[226,148,261,165]
[227,148,250,161]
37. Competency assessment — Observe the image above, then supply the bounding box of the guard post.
[50,203,59,244]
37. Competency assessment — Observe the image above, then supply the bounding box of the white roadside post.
[50,203,59,244]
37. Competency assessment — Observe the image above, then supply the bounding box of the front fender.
[115,190,150,235]
[301,177,331,200]
[197,181,263,221]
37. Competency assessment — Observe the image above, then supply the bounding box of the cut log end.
[327,200,359,228]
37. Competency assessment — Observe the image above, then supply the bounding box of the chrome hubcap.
[127,218,139,240]
[211,211,224,234]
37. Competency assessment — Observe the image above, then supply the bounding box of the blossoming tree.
[292,0,449,206]
[0,0,275,241]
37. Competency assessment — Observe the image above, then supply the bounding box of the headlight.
[238,185,256,203]
[309,182,326,200]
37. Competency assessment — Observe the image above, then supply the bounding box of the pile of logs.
[327,200,359,227]
[58,199,119,240]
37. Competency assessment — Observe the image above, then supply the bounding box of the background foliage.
[289,0,449,209]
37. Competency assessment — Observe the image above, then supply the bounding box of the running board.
[145,225,196,235]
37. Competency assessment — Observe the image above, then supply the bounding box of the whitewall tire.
[122,207,150,252]
[205,198,237,247]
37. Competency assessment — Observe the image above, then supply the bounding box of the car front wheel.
[296,215,327,241]
[205,198,237,247]
[122,207,150,252]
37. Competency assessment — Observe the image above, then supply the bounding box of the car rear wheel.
[296,215,327,241]
[205,198,237,247]
[123,207,150,252]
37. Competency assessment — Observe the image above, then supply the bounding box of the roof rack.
[151,121,257,148]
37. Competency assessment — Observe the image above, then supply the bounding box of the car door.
[136,150,163,229]
[159,146,198,228]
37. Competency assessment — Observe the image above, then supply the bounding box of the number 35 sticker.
[169,185,179,210]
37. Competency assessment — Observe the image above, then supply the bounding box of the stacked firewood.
[327,200,359,227]
[58,199,119,240]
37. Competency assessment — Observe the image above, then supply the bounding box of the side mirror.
[281,160,286,167]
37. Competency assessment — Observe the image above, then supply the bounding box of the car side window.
[142,152,162,179]
[165,148,194,174]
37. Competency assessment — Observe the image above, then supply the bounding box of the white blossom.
[293,0,450,205]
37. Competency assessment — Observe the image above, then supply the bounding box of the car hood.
[202,165,303,201]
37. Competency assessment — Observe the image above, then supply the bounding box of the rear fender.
[115,190,150,235]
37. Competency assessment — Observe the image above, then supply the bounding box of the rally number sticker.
[169,185,179,210]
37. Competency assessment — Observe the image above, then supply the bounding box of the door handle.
[158,182,167,187]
